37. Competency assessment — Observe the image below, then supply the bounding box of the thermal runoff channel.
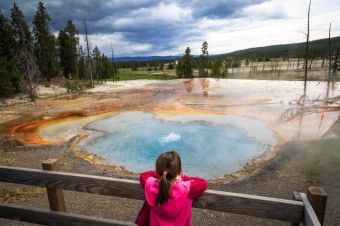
[77,111,277,179]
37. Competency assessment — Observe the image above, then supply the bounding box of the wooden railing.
[0,159,327,226]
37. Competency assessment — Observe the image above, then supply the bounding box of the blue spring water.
[80,111,266,179]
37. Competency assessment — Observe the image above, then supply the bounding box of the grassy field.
[114,61,339,82]
[116,68,178,80]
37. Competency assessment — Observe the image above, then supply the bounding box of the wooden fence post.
[42,159,66,212]
[307,187,327,225]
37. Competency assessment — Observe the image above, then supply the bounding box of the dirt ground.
[0,81,339,225]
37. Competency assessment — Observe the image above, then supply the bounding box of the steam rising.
[160,132,181,144]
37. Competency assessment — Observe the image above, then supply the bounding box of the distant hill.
[111,55,181,62]
[219,36,340,60]
[111,37,340,62]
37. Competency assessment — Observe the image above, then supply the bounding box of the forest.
[1,2,339,100]
[220,36,340,60]
[0,2,116,100]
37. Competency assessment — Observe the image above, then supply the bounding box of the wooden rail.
[0,159,326,226]
[1,203,134,226]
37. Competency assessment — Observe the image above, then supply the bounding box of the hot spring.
[76,111,277,179]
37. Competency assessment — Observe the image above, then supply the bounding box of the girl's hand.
[175,175,183,182]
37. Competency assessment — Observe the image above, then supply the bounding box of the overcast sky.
[1,0,339,57]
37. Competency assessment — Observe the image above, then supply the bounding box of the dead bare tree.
[294,0,312,139]
[84,20,94,88]
[303,0,311,95]
[328,23,332,82]
[20,34,40,105]
[11,3,40,105]
[13,10,40,105]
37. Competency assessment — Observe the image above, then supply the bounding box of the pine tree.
[98,54,111,83]
[58,20,79,79]
[198,41,209,77]
[33,2,57,82]
[182,47,194,78]
[176,47,194,78]
[92,46,101,82]
[57,30,70,77]
[0,10,20,96]
[92,46,112,83]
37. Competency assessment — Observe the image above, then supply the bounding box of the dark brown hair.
[155,150,182,206]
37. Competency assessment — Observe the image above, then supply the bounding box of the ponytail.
[155,151,182,206]
[156,171,171,206]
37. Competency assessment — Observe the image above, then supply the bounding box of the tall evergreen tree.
[33,2,57,82]
[92,46,101,81]
[98,54,111,83]
[11,3,39,104]
[65,21,78,71]
[57,29,69,77]
[180,47,194,78]
[11,3,33,45]
[0,10,17,59]
[58,20,78,78]
[0,10,20,96]
[91,46,112,83]
[198,41,209,77]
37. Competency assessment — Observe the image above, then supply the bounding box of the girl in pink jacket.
[135,150,208,226]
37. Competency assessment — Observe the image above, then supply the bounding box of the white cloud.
[148,2,192,22]
[240,0,287,19]
[80,33,153,57]
[1,0,339,56]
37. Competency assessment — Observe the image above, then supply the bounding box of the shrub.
[64,80,85,93]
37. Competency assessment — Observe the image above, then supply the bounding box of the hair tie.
[163,171,168,176]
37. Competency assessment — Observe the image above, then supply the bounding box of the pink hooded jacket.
[135,171,207,226]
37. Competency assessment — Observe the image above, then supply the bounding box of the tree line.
[0,2,116,99]
[175,41,242,78]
